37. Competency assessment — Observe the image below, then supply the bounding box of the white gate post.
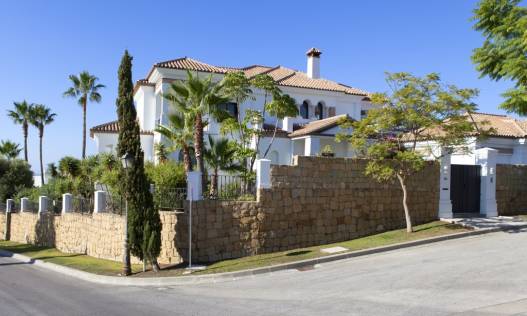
[256,159,271,189]
[62,193,73,214]
[20,197,29,212]
[38,196,49,214]
[476,147,498,217]
[93,190,107,213]
[187,171,202,201]
[438,149,453,219]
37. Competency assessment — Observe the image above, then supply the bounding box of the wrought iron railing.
[204,174,256,201]
[153,186,187,211]
[23,200,39,213]
[105,192,125,215]
[0,202,5,213]
[72,196,93,214]
[50,199,62,215]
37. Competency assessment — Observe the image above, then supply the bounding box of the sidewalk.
[445,216,527,230]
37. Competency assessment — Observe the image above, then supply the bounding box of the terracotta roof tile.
[288,114,350,138]
[144,56,369,96]
[416,112,527,140]
[155,57,228,74]
[90,120,154,137]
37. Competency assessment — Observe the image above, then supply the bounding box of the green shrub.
[145,161,186,188]
[0,158,34,201]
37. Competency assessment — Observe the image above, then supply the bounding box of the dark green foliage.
[472,0,527,115]
[0,159,33,201]
[115,51,161,264]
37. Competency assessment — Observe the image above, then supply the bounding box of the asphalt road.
[1,230,527,316]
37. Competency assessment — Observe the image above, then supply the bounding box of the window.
[218,102,238,118]
[315,102,324,120]
[360,109,369,119]
[300,101,309,119]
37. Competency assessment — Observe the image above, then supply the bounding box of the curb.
[0,225,519,287]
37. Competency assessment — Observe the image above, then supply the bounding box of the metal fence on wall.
[153,186,187,211]
[204,174,256,201]
[105,192,125,215]
[50,199,62,215]
[72,196,93,214]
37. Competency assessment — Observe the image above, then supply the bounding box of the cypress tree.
[116,50,162,271]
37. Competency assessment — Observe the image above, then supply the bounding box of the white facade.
[91,49,372,165]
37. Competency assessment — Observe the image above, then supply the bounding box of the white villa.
[90,48,373,165]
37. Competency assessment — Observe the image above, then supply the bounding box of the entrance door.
[450,165,481,214]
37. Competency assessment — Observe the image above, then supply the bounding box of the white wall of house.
[93,133,155,162]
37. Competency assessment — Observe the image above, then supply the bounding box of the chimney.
[306,47,322,79]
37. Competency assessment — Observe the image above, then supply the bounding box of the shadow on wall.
[34,213,56,247]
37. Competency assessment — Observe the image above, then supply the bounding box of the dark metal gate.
[450,165,481,214]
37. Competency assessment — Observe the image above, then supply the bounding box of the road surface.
[1,230,527,315]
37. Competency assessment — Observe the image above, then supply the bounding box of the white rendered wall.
[93,133,155,162]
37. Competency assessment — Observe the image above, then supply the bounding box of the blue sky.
[0,0,514,172]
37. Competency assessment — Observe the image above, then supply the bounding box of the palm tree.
[155,112,194,172]
[164,71,228,176]
[63,71,105,159]
[7,101,34,162]
[30,105,56,185]
[204,135,243,198]
[58,156,81,178]
[154,142,169,164]
[0,140,22,160]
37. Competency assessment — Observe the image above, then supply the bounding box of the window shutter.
[328,107,336,117]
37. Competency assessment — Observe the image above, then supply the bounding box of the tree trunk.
[194,114,204,172]
[82,98,87,159]
[39,129,45,186]
[23,122,28,162]
[150,256,160,272]
[210,170,218,198]
[396,173,413,233]
[194,114,206,192]
[182,145,192,173]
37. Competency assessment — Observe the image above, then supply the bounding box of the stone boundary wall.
[2,211,181,264]
[177,157,439,262]
[496,164,527,215]
[1,157,439,264]
[0,213,5,237]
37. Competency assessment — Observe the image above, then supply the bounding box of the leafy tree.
[63,71,105,158]
[204,135,244,198]
[163,71,228,177]
[337,72,479,232]
[58,156,81,178]
[472,0,527,114]
[261,93,298,158]
[29,104,56,186]
[7,100,34,162]
[220,72,298,171]
[115,50,161,273]
[0,159,33,201]
[0,140,22,160]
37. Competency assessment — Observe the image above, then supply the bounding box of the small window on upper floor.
[315,102,324,120]
[300,101,309,119]
[218,102,239,118]
[360,109,369,119]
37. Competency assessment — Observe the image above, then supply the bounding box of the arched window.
[315,102,324,120]
[300,101,309,119]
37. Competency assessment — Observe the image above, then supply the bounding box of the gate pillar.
[438,148,453,219]
[476,148,498,217]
